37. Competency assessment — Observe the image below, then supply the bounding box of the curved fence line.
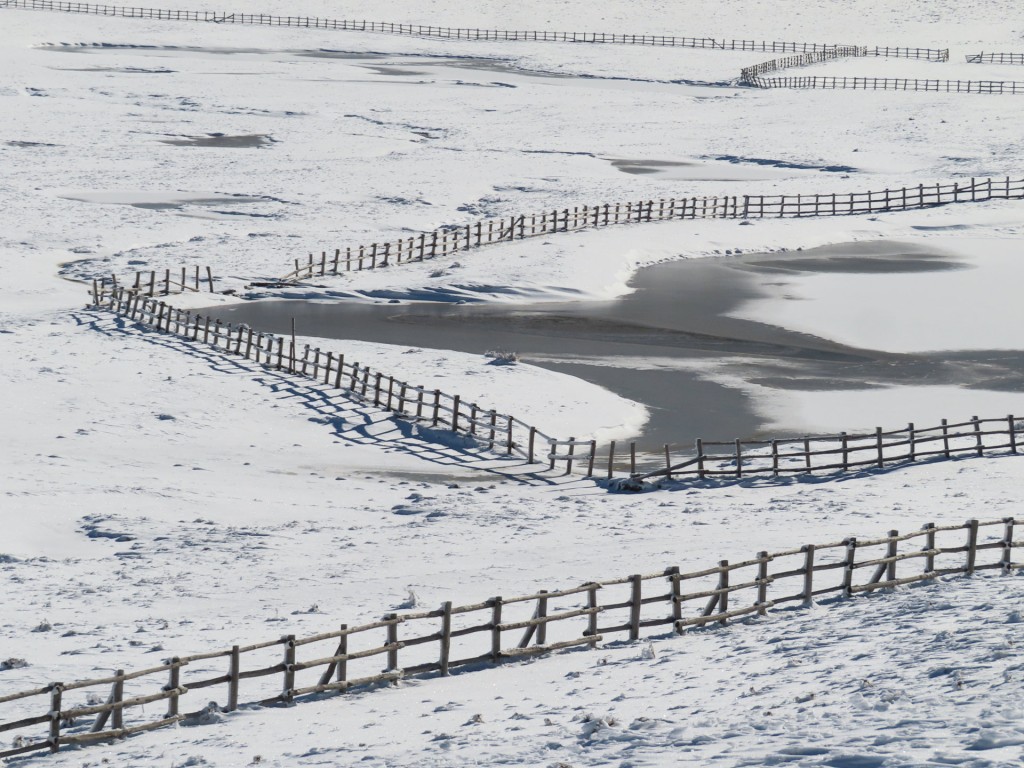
[966,53,1024,65]
[1,516,1018,759]
[280,176,1024,281]
[86,283,1024,487]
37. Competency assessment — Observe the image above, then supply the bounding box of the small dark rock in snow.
[0,658,28,671]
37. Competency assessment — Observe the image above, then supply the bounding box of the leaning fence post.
[965,519,979,574]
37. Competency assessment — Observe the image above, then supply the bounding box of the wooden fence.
[748,75,1024,94]
[280,176,1024,281]
[89,282,1023,487]
[92,265,215,301]
[90,283,590,470]
[740,47,866,84]
[632,417,1023,482]
[0,0,877,55]
[1,516,1019,759]
[966,53,1024,65]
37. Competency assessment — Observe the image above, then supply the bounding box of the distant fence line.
[280,176,1024,281]
[94,265,215,299]
[966,53,1024,65]
[87,283,1024,487]
[2,0,934,57]
[1,516,1019,759]
[748,75,1024,94]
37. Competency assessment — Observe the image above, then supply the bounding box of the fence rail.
[1,516,1018,759]
[749,75,1024,94]
[280,176,1024,281]
[966,52,1024,65]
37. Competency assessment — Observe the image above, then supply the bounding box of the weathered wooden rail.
[1,517,1018,759]
[966,53,1024,65]
[280,176,1024,281]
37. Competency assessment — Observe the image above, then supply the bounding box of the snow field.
[3,1,1024,764]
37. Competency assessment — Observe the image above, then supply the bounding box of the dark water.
[202,242,1024,448]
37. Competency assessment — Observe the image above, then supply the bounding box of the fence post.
[972,416,983,455]
[527,426,536,463]
[941,418,950,458]
[629,575,642,640]
[1009,415,1018,454]
[756,551,769,615]
[282,636,296,702]
[842,539,857,596]
[802,544,815,604]
[1002,518,1015,572]
[48,684,63,752]
[490,597,503,662]
[923,523,936,574]
[606,440,616,479]
[165,658,181,717]
[886,530,898,581]
[566,438,576,474]
[439,602,453,675]
[227,645,240,711]
[630,442,637,475]
[734,439,742,478]
[875,427,884,468]
[717,561,729,625]
[696,438,705,479]
[586,584,600,648]
[451,395,460,432]
[587,440,597,477]
[536,591,549,645]
[965,519,979,574]
[386,615,399,674]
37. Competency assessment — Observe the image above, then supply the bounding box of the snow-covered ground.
[2,1,1024,765]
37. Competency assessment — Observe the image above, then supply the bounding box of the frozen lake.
[207,241,1024,448]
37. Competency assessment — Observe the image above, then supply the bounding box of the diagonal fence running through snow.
[0,517,1019,760]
